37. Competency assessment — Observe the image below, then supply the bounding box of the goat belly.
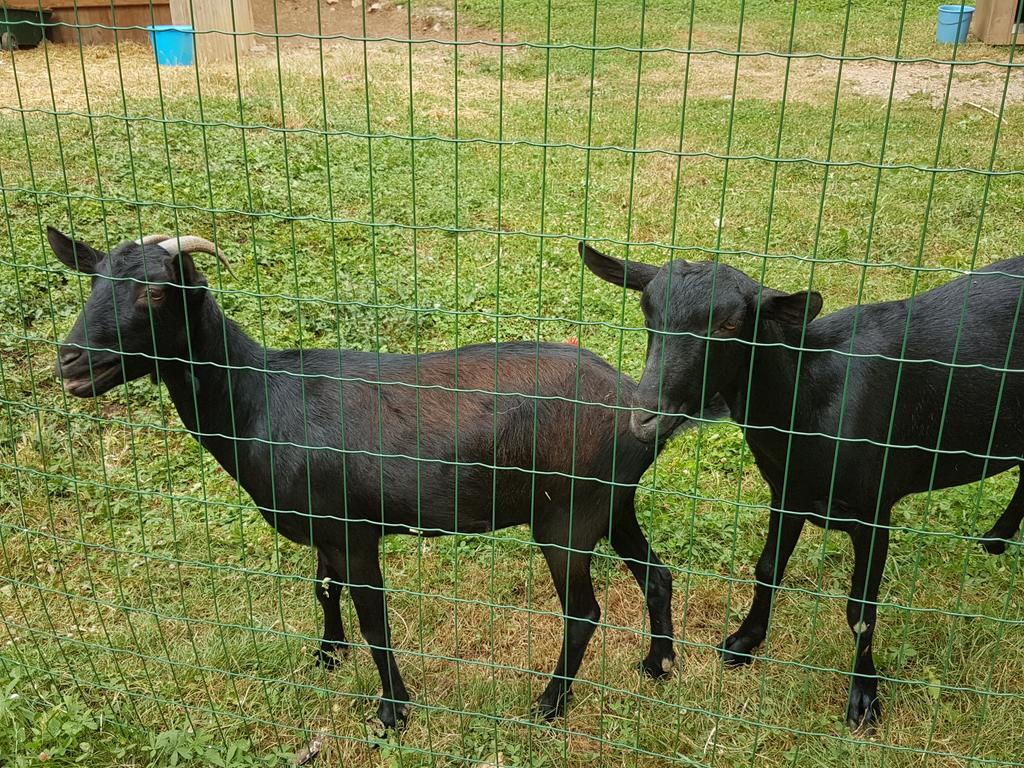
[254,505,317,546]
[369,461,518,536]
[384,516,495,538]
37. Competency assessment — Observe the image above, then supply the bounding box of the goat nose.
[629,409,661,442]
[626,409,659,434]
[631,409,659,429]
[57,347,82,376]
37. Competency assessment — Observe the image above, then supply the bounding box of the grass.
[2,0,1024,765]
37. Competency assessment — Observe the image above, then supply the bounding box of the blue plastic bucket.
[936,5,974,44]
[146,24,194,66]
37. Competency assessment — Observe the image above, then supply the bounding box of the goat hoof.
[980,533,1008,555]
[315,641,349,670]
[640,653,675,680]
[377,698,410,730]
[533,690,572,721]
[845,684,880,732]
[719,632,759,667]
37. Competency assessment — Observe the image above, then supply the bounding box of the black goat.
[582,242,1024,730]
[49,227,690,729]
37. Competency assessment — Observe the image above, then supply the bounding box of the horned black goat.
[48,227,705,729]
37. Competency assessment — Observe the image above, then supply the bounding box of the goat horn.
[135,234,173,246]
[157,236,234,278]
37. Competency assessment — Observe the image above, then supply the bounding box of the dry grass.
[5,39,1023,124]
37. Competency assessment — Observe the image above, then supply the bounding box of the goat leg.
[608,510,676,678]
[844,519,889,731]
[980,467,1024,555]
[314,548,349,669]
[534,539,600,720]
[721,503,803,666]
[344,540,411,729]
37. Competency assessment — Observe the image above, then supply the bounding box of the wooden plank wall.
[36,1,173,46]
[3,0,255,54]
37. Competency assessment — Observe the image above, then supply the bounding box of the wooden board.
[48,3,171,46]
[1,1,52,10]
[973,0,1022,45]
[4,0,156,8]
[169,0,252,65]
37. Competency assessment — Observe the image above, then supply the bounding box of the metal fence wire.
[1,0,1023,765]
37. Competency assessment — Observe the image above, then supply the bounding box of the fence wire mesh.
[1,0,1023,765]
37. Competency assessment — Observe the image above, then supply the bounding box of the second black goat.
[583,242,1024,730]
[49,227,694,729]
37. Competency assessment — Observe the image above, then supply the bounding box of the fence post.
[170,0,253,65]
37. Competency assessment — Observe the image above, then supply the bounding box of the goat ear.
[47,227,104,274]
[579,242,657,292]
[759,288,823,325]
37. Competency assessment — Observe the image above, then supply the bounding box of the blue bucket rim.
[145,24,194,32]
[937,4,975,13]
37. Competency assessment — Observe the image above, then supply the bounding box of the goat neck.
[728,316,823,429]
[158,292,266,473]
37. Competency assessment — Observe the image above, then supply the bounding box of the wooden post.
[973,0,1023,45]
[170,0,253,65]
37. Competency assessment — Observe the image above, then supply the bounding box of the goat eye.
[720,320,738,333]
[142,286,165,306]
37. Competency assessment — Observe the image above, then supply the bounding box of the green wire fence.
[1,0,1023,765]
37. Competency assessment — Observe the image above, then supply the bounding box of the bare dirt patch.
[251,0,508,46]
[835,58,1023,108]
[647,52,1024,110]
